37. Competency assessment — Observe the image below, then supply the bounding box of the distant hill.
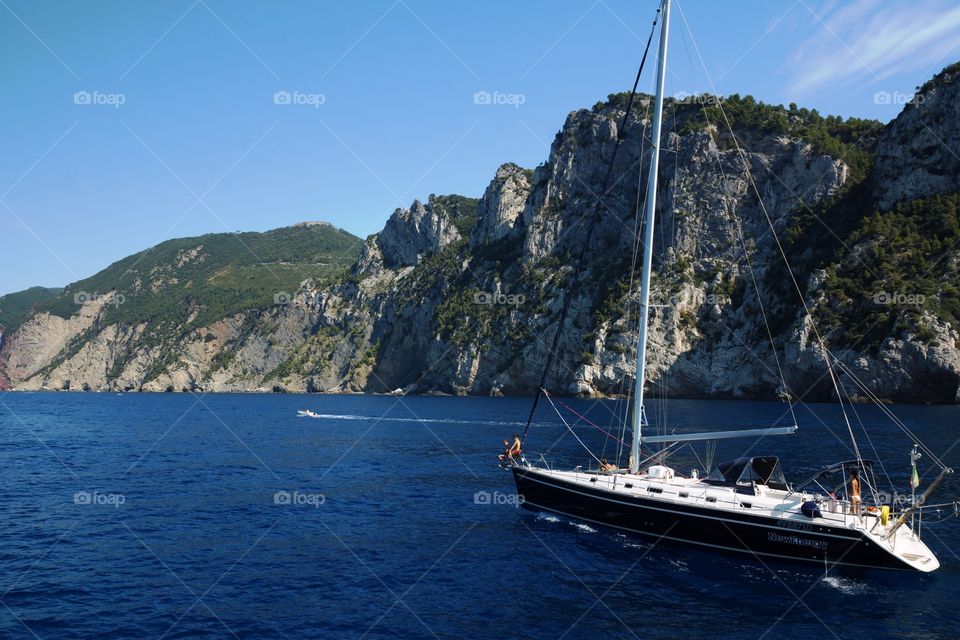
[37,223,361,335]
[0,286,63,333]
[0,223,361,390]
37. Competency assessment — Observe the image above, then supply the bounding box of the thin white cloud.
[786,0,960,95]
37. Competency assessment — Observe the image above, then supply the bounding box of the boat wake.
[296,412,557,429]
[533,512,597,533]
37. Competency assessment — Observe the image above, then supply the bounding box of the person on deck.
[849,468,862,516]
[498,439,511,464]
[509,435,522,459]
[600,458,618,472]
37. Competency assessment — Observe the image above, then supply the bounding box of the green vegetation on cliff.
[916,61,960,95]
[816,193,960,351]
[600,92,882,184]
[38,224,361,338]
[685,94,879,183]
[428,194,479,237]
[0,286,63,334]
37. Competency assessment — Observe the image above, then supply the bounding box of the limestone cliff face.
[471,163,531,245]
[377,199,461,268]
[4,64,960,402]
[0,331,7,389]
[873,63,960,210]
[2,297,109,389]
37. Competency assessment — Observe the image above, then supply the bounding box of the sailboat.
[508,0,952,572]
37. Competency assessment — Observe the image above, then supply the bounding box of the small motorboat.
[297,409,321,418]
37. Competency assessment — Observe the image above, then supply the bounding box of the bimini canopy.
[708,456,789,491]
[812,460,873,479]
[795,460,873,489]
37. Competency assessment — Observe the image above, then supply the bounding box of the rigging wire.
[684,442,709,474]
[520,2,663,450]
[555,397,633,449]
[630,440,683,470]
[615,90,654,469]
[831,356,948,470]
[620,85,656,460]
[846,398,899,501]
[680,33,798,428]
[672,0,861,462]
[652,98,681,441]
[704,439,717,473]
[542,389,604,466]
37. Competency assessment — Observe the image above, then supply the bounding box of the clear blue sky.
[2,0,958,296]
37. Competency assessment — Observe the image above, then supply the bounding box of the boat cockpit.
[704,456,790,494]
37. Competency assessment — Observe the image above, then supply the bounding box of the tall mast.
[630,0,670,474]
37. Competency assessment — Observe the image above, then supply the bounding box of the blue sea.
[0,392,957,639]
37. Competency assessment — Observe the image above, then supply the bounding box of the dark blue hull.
[512,466,914,571]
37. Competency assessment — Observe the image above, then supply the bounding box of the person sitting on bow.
[498,439,511,464]
[508,434,522,459]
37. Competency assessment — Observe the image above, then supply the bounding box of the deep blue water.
[0,392,958,639]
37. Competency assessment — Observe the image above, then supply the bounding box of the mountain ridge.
[3,62,960,401]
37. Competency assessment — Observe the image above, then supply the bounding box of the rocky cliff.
[873,64,960,210]
[3,63,960,402]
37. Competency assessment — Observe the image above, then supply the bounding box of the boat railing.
[775,494,900,534]
[538,454,552,471]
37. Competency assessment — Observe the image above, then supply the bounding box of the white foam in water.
[669,559,689,572]
[821,575,869,595]
[571,523,597,533]
[735,564,769,584]
[536,513,561,523]
[614,532,645,549]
